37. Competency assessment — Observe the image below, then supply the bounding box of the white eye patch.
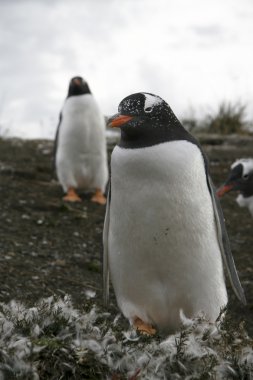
[232,159,253,176]
[143,93,163,112]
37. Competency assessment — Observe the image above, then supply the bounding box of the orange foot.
[63,188,82,202]
[91,189,106,205]
[133,317,156,335]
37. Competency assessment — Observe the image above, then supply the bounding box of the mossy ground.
[0,136,252,378]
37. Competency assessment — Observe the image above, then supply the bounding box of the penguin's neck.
[118,121,198,149]
[67,84,91,97]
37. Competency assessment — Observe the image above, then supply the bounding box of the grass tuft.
[203,102,248,134]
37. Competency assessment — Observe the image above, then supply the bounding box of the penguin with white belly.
[54,76,108,204]
[103,92,246,334]
[217,158,253,217]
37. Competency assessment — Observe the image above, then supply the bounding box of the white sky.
[0,0,253,139]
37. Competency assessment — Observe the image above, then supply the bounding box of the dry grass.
[182,101,251,135]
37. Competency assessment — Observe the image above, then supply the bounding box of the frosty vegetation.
[0,295,252,379]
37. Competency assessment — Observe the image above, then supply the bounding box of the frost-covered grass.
[0,296,252,379]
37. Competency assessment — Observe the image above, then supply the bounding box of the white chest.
[236,194,253,216]
[59,94,105,143]
[108,141,227,330]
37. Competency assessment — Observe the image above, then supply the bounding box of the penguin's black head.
[67,76,91,97]
[217,160,253,198]
[107,92,188,148]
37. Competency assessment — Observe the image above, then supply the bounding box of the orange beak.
[216,183,235,198]
[107,114,133,128]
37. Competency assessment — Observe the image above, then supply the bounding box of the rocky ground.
[0,134,252,338]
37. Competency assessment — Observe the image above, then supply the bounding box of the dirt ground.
[0,135,252,336]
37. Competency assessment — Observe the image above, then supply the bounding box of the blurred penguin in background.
[54,76,108,204]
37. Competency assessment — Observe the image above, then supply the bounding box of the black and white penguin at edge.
[103,92,246,335]
[217,158,253,217]
[54,76,108,204]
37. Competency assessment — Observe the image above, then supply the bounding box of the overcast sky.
[1,0,253,139]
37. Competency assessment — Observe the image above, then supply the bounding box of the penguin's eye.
[144,107,153,113]
[243,174,249,180]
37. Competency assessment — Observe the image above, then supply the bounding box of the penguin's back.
[108,140,227,331]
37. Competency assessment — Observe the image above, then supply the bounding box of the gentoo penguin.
[103,92,246,334]
[217,158,253,217]
[54,76,108,204]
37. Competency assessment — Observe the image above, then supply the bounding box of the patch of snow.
[85,290,96,299]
